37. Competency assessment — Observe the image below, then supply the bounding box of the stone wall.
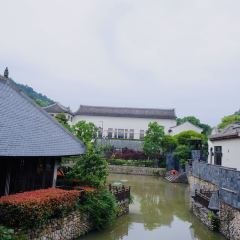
[17,201,130,240]
[188,174,240,240]
[109,165,164,176]
[117,200,130,217]
[219,202,240,240]
[191,200,216,230]
[18,211,91,240]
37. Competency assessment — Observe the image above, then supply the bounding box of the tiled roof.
[43,103,73,115]
[0,75,85,157]
[209,123,240,141]
[74,105,176,119]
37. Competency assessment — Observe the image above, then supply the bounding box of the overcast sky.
[0,0,239,126]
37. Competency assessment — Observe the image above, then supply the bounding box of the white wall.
[208,138,240,170]
[72,115,176,139]
[170,121,203,135]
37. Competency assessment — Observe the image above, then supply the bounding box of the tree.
[177,116,211,136]
[162,135,177,154]
[174,130,205,146]
[173,145,191,169]
[72,121,98,146]
[143,122,165,161]
[67,147,108,188]
[55,113,71,131]
[218,115,240,129]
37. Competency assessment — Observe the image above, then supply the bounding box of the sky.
[0,0,240,126]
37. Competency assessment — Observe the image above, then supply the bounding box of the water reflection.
[79,174,225,240]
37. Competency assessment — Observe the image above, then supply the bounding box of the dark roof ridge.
[0,74,85,155]
[78,104,175,111]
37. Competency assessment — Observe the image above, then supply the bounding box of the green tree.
[79,189,117,229]
[143,122,165,161]
[162,135,177,153]
[218,115,240,129]
[175,130,205,146]
[173,145,191,169]
[67,147,108,188]
[54,113,71,131]
[177,116,211,136]
[72,120,98,146]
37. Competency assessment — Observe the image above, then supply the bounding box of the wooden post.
[4,163,11,196]
[52,158,60,188]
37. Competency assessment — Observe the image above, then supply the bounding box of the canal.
[79,174,225,240]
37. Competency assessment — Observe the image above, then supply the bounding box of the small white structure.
[72,105,177,140]
[169,121,203,135]
[208,123,240,170]
[43,103,73,123]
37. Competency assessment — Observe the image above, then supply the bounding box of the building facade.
[0,74,85,197]
[208,123,240,170]
[169,121,203,135]
[72,105,177,140]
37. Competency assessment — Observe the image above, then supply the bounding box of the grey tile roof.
[43,103,73,115]
[75,105,176,119]
[209,123,240,141]
[0,75,85,157]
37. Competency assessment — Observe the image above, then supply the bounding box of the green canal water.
[79,174,225,240]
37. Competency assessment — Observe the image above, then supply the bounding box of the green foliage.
[79,189,117,230]
[207,211,220,231]
[143,122,165,159]
[173,145,191,162]
[72,121,98,146]
[162,135,177,153]
[67,148,108,187]
[175,130,205,146]
[55,113,71,131]
[218,115,240,129]
[177,116,211,136]
[107,158,155,167]
[14,82,54,107]
[0,225,25,240]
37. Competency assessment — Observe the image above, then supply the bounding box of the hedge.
[0,188,80,229]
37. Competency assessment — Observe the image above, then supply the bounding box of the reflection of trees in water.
[109,174,191,231]
[99,174,224,240]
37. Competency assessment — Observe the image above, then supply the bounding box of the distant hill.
[14,82,55,107]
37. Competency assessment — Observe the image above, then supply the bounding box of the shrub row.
[0,188,80,229]
[112,149,146,160]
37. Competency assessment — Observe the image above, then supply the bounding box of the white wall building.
[43,103,73,123]
[72,105,177,140]
[208,123,240,170]
[169,121,203,135]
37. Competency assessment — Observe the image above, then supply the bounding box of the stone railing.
[191,161,240,209]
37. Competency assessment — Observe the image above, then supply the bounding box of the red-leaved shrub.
[0,188,80,229]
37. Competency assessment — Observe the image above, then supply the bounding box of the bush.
[0,188,80,229]
[67,147,108,188]
[112,149,146,160]
[79,189,117,230]
[0,225,25,240]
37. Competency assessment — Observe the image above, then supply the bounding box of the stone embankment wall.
[109,165,164,176]
[18,211,91,240]
[17,200,130,240]
[188,174,240,240]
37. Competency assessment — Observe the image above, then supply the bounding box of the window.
[107,128,113,139]
[129,129,134,139]
[139,130,145,140]
[118,129,124,139]
[114,129,118,138]
[124,129,128,139]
